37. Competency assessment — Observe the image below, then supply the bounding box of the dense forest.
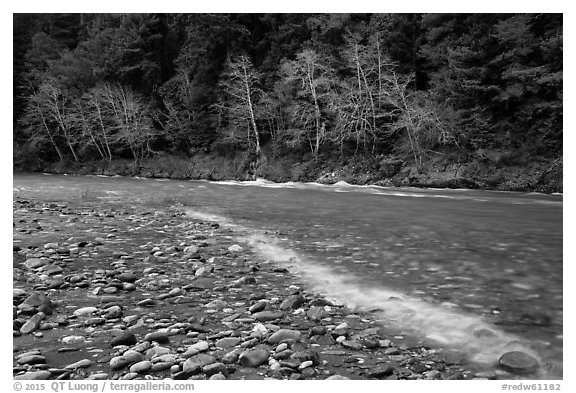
[13,13,563,192]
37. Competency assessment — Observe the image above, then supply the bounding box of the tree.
[281,49,333,158]
[95,83,155,161]
[216,55,263,155]
[382,72,458,170]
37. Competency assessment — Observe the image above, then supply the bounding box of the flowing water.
[13,173,563,376]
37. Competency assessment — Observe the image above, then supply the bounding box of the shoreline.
[12,193,555,380]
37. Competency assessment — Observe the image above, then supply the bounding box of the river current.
[12,173,563,376]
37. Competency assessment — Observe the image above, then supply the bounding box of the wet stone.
[239,348,270,367]
[203,362,228,377]
[130,361,153,374]
[65,359,92,369]
[499,351,539,374]
[20,312,46,334]
[252,311,283,322]
[110,332,137,347]
[216,337,241,348]
[137,299,156,307]
[326,374,350,380]
[144,332,170,344]
[14,370,52,380]
[183,354,217,373]
[268,329,302,344]
[280,295,305,310]
[17,355,46,365]
[307,306,328,322]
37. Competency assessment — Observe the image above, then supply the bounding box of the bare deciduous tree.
[216,55,262,155]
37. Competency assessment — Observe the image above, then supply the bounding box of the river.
[13,173,563,377]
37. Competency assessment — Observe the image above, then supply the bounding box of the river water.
[13,173,563,376]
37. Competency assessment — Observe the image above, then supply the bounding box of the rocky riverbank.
[13,196,545,380]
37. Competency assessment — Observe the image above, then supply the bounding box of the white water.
[186,209,543,368]
[211,178,562,206]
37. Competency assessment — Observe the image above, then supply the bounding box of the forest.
[13,13,563,192]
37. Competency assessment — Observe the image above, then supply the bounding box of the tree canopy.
[14,13,562,173]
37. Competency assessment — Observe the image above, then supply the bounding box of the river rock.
[228,245,243,253]
[14,370,52,380]
[20,292,52,314]
[341,340,362,350]
[73,306,98,317]
[17,355,46,365]
[203,362,228,377]
[326,375,350,380]
[104,305,122,319]
[221,349,242,364]
[122,350,146,364]
[280,295,305,310]
[184,340,210,357]
[499,351,539,374]
[130,360,153,374]
[215,337,240,348]
[367,365,395,378]
[137,299,156,307]
[117,272,138,283]
[183,354,217,373]
[24,258,48,269]
[20,312,46,334]
[239,348,270,367]
[65,359,92,369]
[109,356,132,371]
[307,306,328,322]
[146,346,171,359]
[252,311,283,322]
[268,329,301,344]
[110,332,137,347]
[84,317,106,326]
[62,335,84,345]
[144,332,170,344]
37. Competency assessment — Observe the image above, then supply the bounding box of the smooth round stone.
[109,356,131,371]
[110,332,137,347]
[151,362,172,372]
[499,351,539,374]
[117,272,138,283]
[184,341,209,357]
[123,350,146,363]
[239,348,270,367]
[137,299,156,307]
[203,362,228,377]
[130,360,153,374]
[215,337,240,349]
[144,332,170,344]
[17,355,46,365]
[268,329,302,344]
[65,359,92,369]
[146,346,171,359]
[183,354,217,373]
[24,258,48,269]
[326,374,350,380]
[87,373,109,380]
[14,370,52,380]
[73,307,98,317]
[228,245,243,253]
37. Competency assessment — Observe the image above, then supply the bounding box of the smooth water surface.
[13,173,563,374]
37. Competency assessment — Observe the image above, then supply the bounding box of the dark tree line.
[13,13,562,171]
